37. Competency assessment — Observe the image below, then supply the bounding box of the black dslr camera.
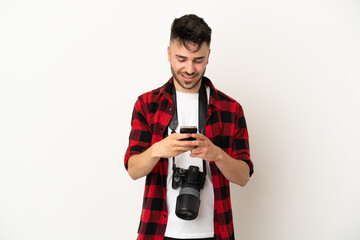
[172,165,206,220]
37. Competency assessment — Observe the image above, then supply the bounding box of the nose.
[185,61,195,75]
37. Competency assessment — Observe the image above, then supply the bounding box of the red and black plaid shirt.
[125,77,253,240]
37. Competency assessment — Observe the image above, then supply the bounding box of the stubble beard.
[171,66,206,91]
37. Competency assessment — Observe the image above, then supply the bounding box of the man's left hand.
[185,133,223,162]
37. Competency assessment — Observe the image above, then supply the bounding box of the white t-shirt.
[165,88,214,239]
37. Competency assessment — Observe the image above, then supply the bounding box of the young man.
[124,14,254,240]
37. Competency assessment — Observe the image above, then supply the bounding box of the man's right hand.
[152,133,195,159]
[127,133,194,180]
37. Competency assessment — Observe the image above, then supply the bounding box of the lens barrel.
[175,186,201,220]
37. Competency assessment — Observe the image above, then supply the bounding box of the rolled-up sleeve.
[124,97,152,170]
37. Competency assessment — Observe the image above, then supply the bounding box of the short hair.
[170,14,212,51]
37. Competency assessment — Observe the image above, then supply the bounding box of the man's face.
[168,40,210,93]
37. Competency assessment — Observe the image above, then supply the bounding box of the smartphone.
[180,126,197,141]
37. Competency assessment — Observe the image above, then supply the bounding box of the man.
[124,14,254,240]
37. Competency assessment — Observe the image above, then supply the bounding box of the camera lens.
[178,210,194,218]
[175,186,201,220]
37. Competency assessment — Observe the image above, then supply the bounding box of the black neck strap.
[168,80,208,175]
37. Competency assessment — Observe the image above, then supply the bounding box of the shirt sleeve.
[124,96,152,170]
[232,104,254,177]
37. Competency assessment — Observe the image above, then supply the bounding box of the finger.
[174,147,193,156]
[190,147,200,154]
[191,133,207,141]
[183,139,204,148]
[175,139,196,147]
[170,133,191,141]
[173,143,193,151]
[179,133,194,140]
[190,149,203,158]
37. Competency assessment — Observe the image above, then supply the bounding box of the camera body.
[172,165,206,220]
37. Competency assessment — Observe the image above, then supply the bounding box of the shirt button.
[169,108,173,112]
[162,214,167,218]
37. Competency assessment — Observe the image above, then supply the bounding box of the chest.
[173,91,199,132]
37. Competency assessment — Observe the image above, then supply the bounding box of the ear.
[167,46,171,62]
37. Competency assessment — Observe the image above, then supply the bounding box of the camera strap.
[168,79,208,176]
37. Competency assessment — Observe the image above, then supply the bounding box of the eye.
[194,60,204,64]
[177,59,185,63]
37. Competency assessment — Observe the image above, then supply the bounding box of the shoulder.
[207,78,243,114]
[133,80,172,114]
[216,90,244,117]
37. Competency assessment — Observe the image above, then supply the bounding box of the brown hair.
[170,14,212,51]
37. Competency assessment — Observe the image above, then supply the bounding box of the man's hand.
[186,133,222,162]
[127,133,194,180]
[153,133,195,159]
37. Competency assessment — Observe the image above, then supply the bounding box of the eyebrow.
[175,54,205,60]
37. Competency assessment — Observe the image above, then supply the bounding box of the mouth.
[180,73,197,82]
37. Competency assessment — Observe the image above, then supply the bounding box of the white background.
[1,0,359,239]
